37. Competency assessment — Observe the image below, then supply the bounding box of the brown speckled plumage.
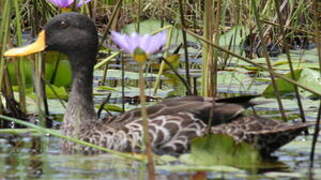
[21,13,312,156]
[211,116,310,156]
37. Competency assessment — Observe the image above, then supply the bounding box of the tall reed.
[0,0,11,115]
[251,0,287,120]
[13,0,27,113]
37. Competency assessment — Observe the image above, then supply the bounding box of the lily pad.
[157,164,243,173]
[263,68,321,97]
[263,69,301,97]
[19,85,68,100]
[97,104,123,112]
[179,134,261,167]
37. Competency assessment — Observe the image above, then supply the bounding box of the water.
[0,111,320,180]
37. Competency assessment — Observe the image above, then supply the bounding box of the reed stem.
[178,0,191,95]
[0,0,11,115]
[251,0,287,121]
[139,64,155,180]
[274,0,307,131]
[13,0,27,113]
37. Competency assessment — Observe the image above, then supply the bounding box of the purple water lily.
[111,31,167,55]
[47,0,92,8]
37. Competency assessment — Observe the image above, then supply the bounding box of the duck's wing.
[211,116,312,156]
[91,111,207,154]
[123,112,207,155]
[110,95,260,126]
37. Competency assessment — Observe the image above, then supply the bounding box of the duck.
[4,12,311,156]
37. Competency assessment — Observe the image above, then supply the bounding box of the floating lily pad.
[157,164,243,173]
[18,85,68,100]
[94,86,118,95]
[273,59,320,70]
[263,68,321,97]
[264,172,303,178]
[95,69,161,80]
[179,134,261,167]
[97,104,123,112]
[263,69,301,97]
[278,49,319,62]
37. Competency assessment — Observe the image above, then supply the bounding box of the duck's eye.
[59,21,69,29]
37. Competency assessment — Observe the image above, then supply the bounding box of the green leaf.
[45,58,72,87]
[263,68,321,97]
[297,68,321,97]
[217,71,251,85]
[180,134,261,167]
[157,164,243,173]
[25,85,68,100]
[7,59,33,86]
[273,61,320,70]
[263,69,302,97]
[7,52,72,88]
[97,104,123,112]
[95,86,118,92]
[45,85,68,99]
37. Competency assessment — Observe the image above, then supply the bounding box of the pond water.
[0,132,320,179]
[1,48,321,179]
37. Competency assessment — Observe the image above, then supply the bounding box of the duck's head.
[4,12,98,60]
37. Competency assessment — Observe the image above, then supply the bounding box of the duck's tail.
[211,115,314,156]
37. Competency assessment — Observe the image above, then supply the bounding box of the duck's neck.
[63,52,97,134]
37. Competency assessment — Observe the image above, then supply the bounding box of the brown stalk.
[178,0,191,95]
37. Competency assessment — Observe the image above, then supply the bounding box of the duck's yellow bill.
[4,30,46,57]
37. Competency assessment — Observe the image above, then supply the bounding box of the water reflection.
[1,136,43,179]
[0,134,320,179]
[28,136,43,178]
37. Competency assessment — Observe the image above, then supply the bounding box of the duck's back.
[108,95,258,126]
[71,111,207,155]
[84,95,259,154]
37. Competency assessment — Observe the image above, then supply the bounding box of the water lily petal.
[77,0,92,7]
[127,32,141,53]
[111,31,167,56]
[138,34,153,53]
[47,0,74,8]
[143,31,167,54]
[111,31,133,54]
